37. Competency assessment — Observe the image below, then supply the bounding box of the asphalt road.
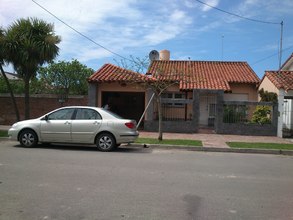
[0,139,293,220]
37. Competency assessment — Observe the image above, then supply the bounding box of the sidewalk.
[138,131,293,148]
[1,125,292,155]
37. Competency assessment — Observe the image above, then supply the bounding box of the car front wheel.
[19,129,38,147]
[96,133,116,152]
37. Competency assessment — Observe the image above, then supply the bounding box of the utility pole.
[279,21,284,69]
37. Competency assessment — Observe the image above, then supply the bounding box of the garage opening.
[102,92,145,127]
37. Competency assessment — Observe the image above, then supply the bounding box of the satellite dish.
[149,50,159,61]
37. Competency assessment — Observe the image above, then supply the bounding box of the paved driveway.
[1,140,293,220]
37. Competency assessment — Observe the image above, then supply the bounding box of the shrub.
[251,106,271,124]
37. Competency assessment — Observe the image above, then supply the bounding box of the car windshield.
[102,109,123,119]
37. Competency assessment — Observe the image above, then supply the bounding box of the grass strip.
[136,137,202,147]
[0,130,8,137]
[227,142,293,150]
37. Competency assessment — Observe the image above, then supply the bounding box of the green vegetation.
[0,59,94,95]
[0,130,8,137]
[251,106,271,124]
[4,17,61,119]
[135,138,202,147]
[38,59,94,95]
[227,142,293,150]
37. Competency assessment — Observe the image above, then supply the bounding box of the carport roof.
[88,63,155,83]
[264,71,293,91]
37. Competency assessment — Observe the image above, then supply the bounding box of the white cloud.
[0,0,194,65]
[201,0,220,12]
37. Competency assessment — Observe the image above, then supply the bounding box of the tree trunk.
[0,66,20,122]
[157,96,163,141]
[24,76,30,119]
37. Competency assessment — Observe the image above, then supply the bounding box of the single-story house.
[88,50,262,134]
[259,53,293,137]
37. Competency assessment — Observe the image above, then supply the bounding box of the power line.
[194,0,280,25]
[32,0,134,63]
[194,0,284,68]
[251,45,293,65]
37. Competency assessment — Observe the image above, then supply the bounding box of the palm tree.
[0,27,20,121]
[4,18,61,119]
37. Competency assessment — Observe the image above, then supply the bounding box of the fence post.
[193,90,200,133]
[215,90,224,133]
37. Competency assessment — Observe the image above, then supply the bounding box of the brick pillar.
[277,89,285,137]
[88,83,97,107]
[193,90,200,133]
[215,90,224,133]
[145,89,154,120]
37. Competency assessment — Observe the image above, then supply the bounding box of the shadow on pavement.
[13,143,152,153]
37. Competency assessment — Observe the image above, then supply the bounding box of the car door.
[40,108,75,142]
[71,108,102,143]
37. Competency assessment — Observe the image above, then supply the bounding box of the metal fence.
[223,102,274,125]
[154,98,193,121]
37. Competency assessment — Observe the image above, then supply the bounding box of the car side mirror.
[42,115,49,121]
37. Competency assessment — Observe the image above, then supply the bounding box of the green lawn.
[227,142,293,150]
[135,138,202,147]
[0,130,8,137]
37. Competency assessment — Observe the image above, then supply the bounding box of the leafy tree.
[0,76,24,94]
[38,59,94,96]
[250,89,277,124]
[259,88,277,102]
[0,27,20,121]
[4,18,61,119]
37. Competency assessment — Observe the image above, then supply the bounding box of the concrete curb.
[138,144,293,156]
[1,137,292,156]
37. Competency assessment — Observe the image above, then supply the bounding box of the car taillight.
[125,122,135,129]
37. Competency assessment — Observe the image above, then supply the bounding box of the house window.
[161,92,186,107]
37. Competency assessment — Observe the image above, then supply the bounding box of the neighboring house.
[88,50,261,133]
[4,72,20,80]
[259,53,293,137]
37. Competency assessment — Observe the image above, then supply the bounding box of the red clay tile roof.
[264,71,293,91]
[88,63,155,83]
[147,60,260,91]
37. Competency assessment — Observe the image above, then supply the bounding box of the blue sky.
[1,0,293,78]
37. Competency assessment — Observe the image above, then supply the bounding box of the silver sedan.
[8,106,139,151]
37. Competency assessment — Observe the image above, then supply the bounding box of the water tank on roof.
[159,49,170,60]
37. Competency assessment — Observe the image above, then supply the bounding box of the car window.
[75,109,102,120]
[47,108,75,120]
[102,109,123,119]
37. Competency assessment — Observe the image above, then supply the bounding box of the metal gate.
[199,94,217,128]
[283,97,293,138]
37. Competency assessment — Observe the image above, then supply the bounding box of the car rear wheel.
[96,133,116,152]
[19,129,38,147]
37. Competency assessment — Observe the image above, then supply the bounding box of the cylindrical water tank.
[159,49,170,60]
